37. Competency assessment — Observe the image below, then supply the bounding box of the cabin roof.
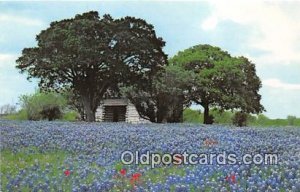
[101,98,128,106]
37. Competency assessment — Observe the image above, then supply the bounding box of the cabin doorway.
[103,106,126,122]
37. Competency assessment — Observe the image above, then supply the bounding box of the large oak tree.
[16,11,167,121]
[170,44,264,124]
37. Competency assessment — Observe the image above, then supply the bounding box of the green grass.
[143,165,185,183]
[183,108,203,123]
[2,110,79,122]
[1,147,69,191]
[183,108,300,127]
[249,117,300,127]
[111,163,187,191]
[62,111,78,121]
[3,109,28,120]
[0,147,109,191]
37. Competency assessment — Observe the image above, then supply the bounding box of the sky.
[0,1,299,119]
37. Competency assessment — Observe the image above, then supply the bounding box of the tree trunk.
[203,103,210,124]
[82,96,95,122]
[157,93,169,123]
[173,96,184,123]
[85,107,95,122]
[156,110,165,123]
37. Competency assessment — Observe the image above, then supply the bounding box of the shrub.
[3,109,28,120]
[255,114,270,125]
[62,111,80,121]
[232,112,248,127]
[210,109,233,124]
[40,106,62,121]
[287,115,296,126]
[20,91,67,121]
[183,108,203,123]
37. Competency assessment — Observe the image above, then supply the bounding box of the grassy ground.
[1,148,189,191]
[2,110,78,121]
[1,147,69,190]
[183,108,300,127]
[2,108,299,127]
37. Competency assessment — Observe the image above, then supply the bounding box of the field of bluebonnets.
[0,120,300,192]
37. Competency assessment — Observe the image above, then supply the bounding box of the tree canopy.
[170,44,264,124]
[16,11,167,121]
[16,11,264,124]
[122,65,191,123]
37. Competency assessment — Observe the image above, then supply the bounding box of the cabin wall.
[126,102,141,123]
[95,99,145,123]
[95,105,104,122]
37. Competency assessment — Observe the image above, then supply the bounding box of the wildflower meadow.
[1,120,299,191]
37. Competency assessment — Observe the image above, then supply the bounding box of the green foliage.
[232,112,248,127]
[210,109,233,124]
[251,114,271,126]
[287,115,297,126]
[183,108,234,124]
[248,115,300,127]
[62,111,79,121]
[170,44,264,124]
[183,108,203,123]
[122,65,191,123]
[1,148,69,191]
[3,97,79,122]
[294,118,300,126]
[16,11,167,122]
[61,89,85,121]
[20,91,67,121]
[183,108,300,127]
[3,109,28,120]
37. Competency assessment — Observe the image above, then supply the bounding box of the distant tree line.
[16,11,264,124]
[0,104,16,115]
[183,108,300,127]
[1,91,78,121]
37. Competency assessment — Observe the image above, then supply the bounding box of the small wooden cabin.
[95,98,144,123]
